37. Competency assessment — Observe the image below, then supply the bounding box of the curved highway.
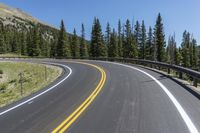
[0,59,200,133]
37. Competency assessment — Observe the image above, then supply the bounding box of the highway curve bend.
[0,59,200,133]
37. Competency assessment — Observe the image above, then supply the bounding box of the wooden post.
[45,66,47,81]
[19,72,23,96]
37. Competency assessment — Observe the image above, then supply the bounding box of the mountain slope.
[0,3,53,29]
[0,2,89,58]
[0,3,60,57]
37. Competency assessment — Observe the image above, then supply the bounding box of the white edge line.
[96,60,198,133]
[0,62,72,116]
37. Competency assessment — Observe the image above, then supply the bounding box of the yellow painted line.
[52,61,106,133]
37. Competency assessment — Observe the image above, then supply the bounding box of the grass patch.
[0,53,28,58]
[0,62,62,107]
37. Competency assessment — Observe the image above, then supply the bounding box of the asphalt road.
[0,59,200,133]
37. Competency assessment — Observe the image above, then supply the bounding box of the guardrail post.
[193,77,198,87]
[167,68,170,74]
[179,72,182,79]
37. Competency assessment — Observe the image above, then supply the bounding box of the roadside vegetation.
[0,13,199,71]
[0,53,28,58]
[0,62,62,107]
[0,12,199,88]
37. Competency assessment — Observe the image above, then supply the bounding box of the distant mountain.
[0,3,55,29]
[0,2,89,58]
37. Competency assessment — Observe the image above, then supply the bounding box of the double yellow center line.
[52,62,106,133]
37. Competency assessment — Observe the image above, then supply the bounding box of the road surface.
[0,59,200,133]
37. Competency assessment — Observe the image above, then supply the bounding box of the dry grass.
[0,62,62,107]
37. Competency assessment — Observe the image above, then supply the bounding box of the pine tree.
[50,39,57,57]
[197,46,200,71]
[0,20,60,57]
[181,31,190,67]
[153,29,157,61]
[80,24,88,58]
[154,13,166,62]
[108,29,118,57]
[123,19,131,58]
[189,37,193,67]
[105,22,111,46]
[134,21,141,46]
[140,20,146,59]
[20,31,27,55]
[167,35,176,64]
[57,20,71,57]
[39,32,45,56]
[118,20,123,57]
[31,26,40,56]
[26,29,33,56]
[122,24,126,57]
[191,38,198,68]
[90,22,96,57]
[0,24,7,54]
[44,41,50,57]
[71,28,80,58]
[123,19,138,58]
[175,47,182,65]
[90,18,107,57]
[0,32,5,54]
[4,28,11,52]
[57,20,65,57]
[11,31,20,53]
[146,27,153,60]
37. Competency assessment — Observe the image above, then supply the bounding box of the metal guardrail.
[1,56,200,87]
[92,57,200,87]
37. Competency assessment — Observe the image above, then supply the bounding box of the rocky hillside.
[0,3,54,29]
[0,2,59,42]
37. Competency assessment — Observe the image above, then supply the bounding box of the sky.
[1,0,200,45]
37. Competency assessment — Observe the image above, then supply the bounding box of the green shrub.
[0,70,3,74]
[9,79,17,84]
[0,84,7,91]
